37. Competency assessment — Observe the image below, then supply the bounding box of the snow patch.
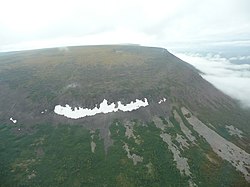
[54,98,148,119]
[158,97,166,104]
[41,109,47,114]
[10,117,17,124]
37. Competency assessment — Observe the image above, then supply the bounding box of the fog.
[175,53,250,108]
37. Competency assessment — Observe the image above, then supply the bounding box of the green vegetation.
[0,45,250,186]
[1,115,248,186]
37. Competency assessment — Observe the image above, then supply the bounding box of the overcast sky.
[0,0,250,51]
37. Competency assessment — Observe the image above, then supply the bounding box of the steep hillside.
[0,45,249,186]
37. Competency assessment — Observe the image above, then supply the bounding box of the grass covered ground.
[1,114,248,186]
[0,45,250,186]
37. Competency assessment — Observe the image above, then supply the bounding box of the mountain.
[0,45,250,186]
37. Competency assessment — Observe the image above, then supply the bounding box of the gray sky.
[0,0,250,51]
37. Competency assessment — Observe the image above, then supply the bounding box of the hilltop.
[0,45,250,186]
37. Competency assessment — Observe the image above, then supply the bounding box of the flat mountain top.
[0,45,250,186]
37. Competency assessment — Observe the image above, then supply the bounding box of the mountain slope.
[0,45,250,186]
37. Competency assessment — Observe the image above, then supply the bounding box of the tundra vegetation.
[0,45,250,186]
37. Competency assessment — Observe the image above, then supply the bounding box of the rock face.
[0,45,250,186]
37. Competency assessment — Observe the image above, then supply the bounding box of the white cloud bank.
[175,53,250,108]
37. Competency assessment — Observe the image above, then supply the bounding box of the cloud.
[0,29,155,52]
[175,53,250,108]
[229,56,250,61]
[0,0,250,51]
